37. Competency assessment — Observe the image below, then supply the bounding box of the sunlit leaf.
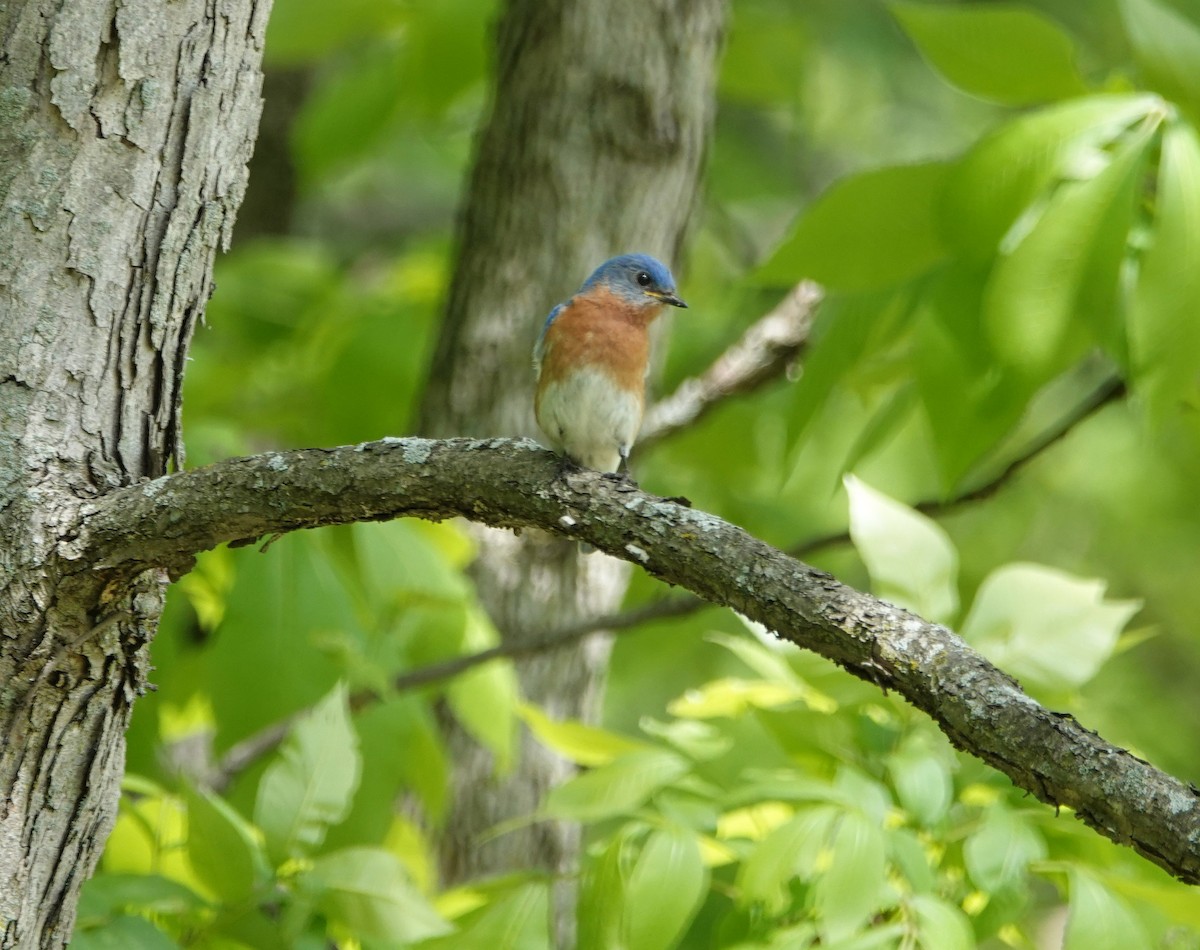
[255,684,361,863]
[845,475,959,622]
[960,563,1142,691]
[891,2,1086,105]
[518,704,650,767]
[760,162,950,291]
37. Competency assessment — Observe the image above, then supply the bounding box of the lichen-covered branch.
[76,435,1200,885]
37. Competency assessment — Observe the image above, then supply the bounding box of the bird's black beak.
[649,291,688,309]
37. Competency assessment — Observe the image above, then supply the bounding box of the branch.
[637,282,822,450]
[77,436,1200,884]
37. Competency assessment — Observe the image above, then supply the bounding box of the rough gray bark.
[416,0,727,940]
[76,436,1200,886]
[0,0,268,944]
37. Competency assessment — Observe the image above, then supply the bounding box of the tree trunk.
[418,0,727,942]
[0,0,268,944]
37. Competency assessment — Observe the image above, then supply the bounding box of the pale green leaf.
[255,684,361,863]
[308,846,452,942]
[960,563,1142,691]
[760,163,949,291]
[544,751,690,822]
[1129,120,1200,418]
[911,894,974,950]
[892,2,1086,105]
[1064,870,1151,950]
[738,806,838,914]
[845,475,959,622]
[963,806,1046,892]
[815,811,887,943]
[625,827,708,950]
[888,738,952,827]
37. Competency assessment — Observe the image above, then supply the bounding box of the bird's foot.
[601,470,640,490]
[661,494,693,508]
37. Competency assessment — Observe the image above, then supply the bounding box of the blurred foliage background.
[74,0,1200,947]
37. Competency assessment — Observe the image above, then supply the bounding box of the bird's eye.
[636,271,652,287]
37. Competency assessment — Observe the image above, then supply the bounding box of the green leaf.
[204,531,358,749]
[308,846,452,942]
[185,788,266,905]
[1064,870,1151,950]
[1120,0,1200,118]
[544,750,690,822]
[445,609,517,772]
[1129,120,1200,418]
[845,475,959,623]
[914,270,1029,485]
[941,94,1157,257]
[963,807,1046,892]
[76,873,205,922]
[891,2,1086,106]
[982,121,1157,380]
[760,162,949,291]
[625,827,708,950]
[579,833,630,950]
[842,382,919,475]
[518,704,649,767]
[71,916,180,950]
[910,894,974,950]
[815,811,887,942]
[960,563,1142,691]
[738,806,837,914]
[255,684,361,863]
[888,736,952,827]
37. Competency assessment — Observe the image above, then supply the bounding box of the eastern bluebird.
[533,253,687,478]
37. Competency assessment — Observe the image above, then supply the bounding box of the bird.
[533,253,687,480]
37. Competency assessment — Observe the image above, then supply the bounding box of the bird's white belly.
[536,368,642,472]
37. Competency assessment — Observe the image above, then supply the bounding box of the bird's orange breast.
[537,288,660,395]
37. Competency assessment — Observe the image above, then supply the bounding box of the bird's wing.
[533,300,568,374]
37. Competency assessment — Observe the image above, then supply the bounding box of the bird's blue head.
[581,253,687,309]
